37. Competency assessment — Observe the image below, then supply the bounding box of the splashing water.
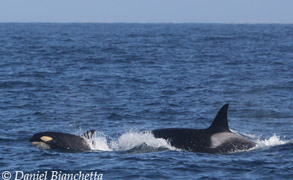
[229,130,290,152]
[89,132,112,151]
[111,131,176,151]
[89,131,176,152]
[255,134,289,149]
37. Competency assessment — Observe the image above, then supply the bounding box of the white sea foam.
[111,131,175,151]
[89,132,112,151]
[89,130,175,152]
[254,133,289,149]
[228,130,289,151]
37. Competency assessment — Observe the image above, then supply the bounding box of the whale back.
[152,104,256,153]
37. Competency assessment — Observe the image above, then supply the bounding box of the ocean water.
[0,23,292,179]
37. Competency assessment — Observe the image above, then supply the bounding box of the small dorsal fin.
[81,130,96,140]
[208,104,230,132]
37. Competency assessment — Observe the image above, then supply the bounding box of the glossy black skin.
[152,104,256,154]
[30,132,91,151]
[152,128,256,154]
[152,128,212,153]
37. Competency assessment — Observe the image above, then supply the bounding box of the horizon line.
[0,21,293,25]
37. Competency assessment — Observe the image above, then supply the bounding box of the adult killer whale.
[30,130,96,151]
[152,104,256,154]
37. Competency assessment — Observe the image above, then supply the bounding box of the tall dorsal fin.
[81,130,96,140]
[208,104,230,132]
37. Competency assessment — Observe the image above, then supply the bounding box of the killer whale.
[30,130,95,151]
[152,104,256,154]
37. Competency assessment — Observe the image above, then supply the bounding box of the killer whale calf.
[30,130,96,151]
[152,104,256,154]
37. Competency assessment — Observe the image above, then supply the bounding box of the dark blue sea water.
[0,23,292,179]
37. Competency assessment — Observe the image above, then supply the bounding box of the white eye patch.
[40,136,53,142]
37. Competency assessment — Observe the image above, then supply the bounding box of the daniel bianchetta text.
[1,171,103,180]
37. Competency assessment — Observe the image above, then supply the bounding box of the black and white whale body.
[30,130,95,151]
[152,104,256,154]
